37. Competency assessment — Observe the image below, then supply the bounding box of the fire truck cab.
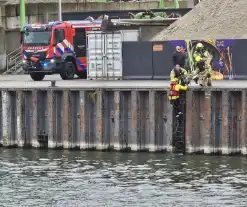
[21,20,101,81]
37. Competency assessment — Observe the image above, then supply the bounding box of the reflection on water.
[0,149,247,207]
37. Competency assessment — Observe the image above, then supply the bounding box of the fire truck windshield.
[23,31,51,46]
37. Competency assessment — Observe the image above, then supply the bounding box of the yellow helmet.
[195,56,202,62]
[196,43,204,48]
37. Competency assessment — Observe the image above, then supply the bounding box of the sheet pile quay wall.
[0,87,246,155]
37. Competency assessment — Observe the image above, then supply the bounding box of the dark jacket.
[172,51,186,67]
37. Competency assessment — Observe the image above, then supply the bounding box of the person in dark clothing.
[172,46,186,68]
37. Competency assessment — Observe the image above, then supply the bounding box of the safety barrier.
[122,39,247,80]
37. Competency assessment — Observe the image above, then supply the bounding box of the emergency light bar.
[30,24,42,28]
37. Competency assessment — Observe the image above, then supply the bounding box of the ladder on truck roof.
[107,18,179,26]
[101,18,179,31]
[69,18,179,26]
[69,20,103,25]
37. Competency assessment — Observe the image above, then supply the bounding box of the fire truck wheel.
[60,61,75,80]
[30,73,45,81]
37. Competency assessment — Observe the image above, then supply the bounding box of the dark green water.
[0,149,247,207]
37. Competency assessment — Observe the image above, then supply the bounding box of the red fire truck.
[21,20,101,81]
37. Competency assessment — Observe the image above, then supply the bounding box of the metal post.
[159,0,164,9]
[58,0,62,21]
[20,0,26,31]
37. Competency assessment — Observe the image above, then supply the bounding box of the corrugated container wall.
[87,30,139,80]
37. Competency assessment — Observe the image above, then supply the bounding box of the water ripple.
[0,149,247,206]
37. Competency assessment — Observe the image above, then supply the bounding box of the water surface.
[0,149,247,207]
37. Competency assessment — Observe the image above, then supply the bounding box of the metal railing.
[4,47,23,74]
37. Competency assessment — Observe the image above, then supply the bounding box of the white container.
[87,30,139,80]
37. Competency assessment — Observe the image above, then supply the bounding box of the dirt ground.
[151,0,247,41]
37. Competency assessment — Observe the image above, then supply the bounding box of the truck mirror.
[20,30,25,44]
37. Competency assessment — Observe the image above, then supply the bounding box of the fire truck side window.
[74,28,86,57]
[54,29,65,44]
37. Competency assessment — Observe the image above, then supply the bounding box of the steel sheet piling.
[47,90,55,148]
[62,90,70,149]
[113,91,121,150]
[88,92,97,149]
[16,91,25,147]
[221,90,230,155]
[79,91,88,149]
[1,87,247,155]
[241,90,247,155]
[0,92,2,146]
[164,91,173,152]
[192,91,201,153]
[130,91,140,151]
[235,92,242,154]
[31,91,39,147]
[103,92,114,151]
[96,89,105,150]
[203,91,212,154]
[185,90,193,153]
[2,91,11,146]
[139,92,149,151]
[122,92,131,151]
[212,91,222,153]
[70,91,80,149]
[149,91,156,152]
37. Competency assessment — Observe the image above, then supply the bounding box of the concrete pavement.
[0,74,246,89]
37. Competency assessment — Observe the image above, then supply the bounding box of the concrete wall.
[0,27,6,70]
[6,31,20,54]
[164,0,189,8]
[4,2,160,29]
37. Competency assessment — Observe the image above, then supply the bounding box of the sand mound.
[151,0,247,41]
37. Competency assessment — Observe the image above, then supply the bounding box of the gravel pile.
[151,0,247,41]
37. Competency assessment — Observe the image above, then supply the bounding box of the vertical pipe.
[174,0,179,8]
[20,0,26,31]
[58,0,62,21]
[159,0,164,9]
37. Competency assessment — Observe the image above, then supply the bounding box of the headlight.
[22,60,27,64]
[50,59,55,63]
